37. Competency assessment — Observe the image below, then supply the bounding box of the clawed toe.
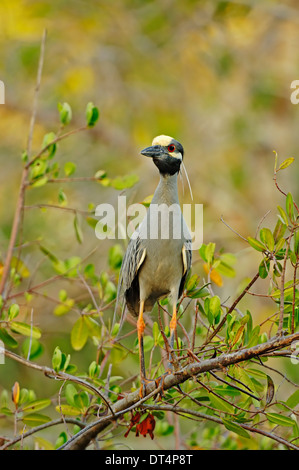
[139,377,158,398]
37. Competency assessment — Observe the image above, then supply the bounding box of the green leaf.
[277,157,294,171]
[58,188,67,206]
[58,102,72,125]
[186,274,199,292]
[222,418,250,439]
[233,366,257,395]
[34,437,55,450]
[74,213,83,244]
[94,169,106,180]
[8,303,19,320]
[103,281,117,303]
[205,242,216,265]
[217,261,236,278]
[53,298,74,316]
[59,289,68,302]
[88,361,100,379]
[274,237,285,254]
[30,159,47,179]
[71,317,89,351]
[209,295,221,317]
[286,193,295,223]
[22,413,51,427]
[209,394,234,414]
[0,327,18,348]
[64,256,82,277]
[10,321,41,339]
[246,325,260,347]
[294,231,299,256]
[286,390,299,408]
[42,132,57,158]
[108,244,123,270]
[111,323,120,337]
[277,206,289,226]
[31,176,48,188]
[152,322,160,345]
[198,244,207,262]
[188,286,210,299]
[259,228,274,251]
[156,421,174,436]
[61,353,71,372]
[86,102,99,127]
[143,335,154,352]
[65,384,77,407]
[55,404,82,416]
[259,259,270,279]
[84,316,102,338]
[19,388,29,405]
[52,346,62,372]
[22,399,51,413]
[21,338,43,360]
[247,237,265,252]
[55,432,68,449]
[64,161,76,176]
[74,391,89,410]
[110,174,139,190]
[266,412,296,427]
[273,218,286,243]
[21,150,28,163]
[265,375,275,405]
[39,245,59,263]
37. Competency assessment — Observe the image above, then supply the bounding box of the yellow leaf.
[203,263,223,287]
[12,381,20,407]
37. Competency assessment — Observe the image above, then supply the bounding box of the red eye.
[168,144,175,152]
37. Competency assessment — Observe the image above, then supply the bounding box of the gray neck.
[151,172,179,206]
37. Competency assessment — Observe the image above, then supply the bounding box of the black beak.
[141,145,165,158]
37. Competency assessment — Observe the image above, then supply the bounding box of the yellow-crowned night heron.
[117,135,192,393]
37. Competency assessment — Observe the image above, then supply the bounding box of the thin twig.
[278,231,293,334]
[291,260,298,334]
[201,271,260,347]
[0,418,85,450]
[24,203,94,216]
[25,126,88,169]
[140,404,299,450]
[220,215,248,242]
[3,349,115,416]
[61,331,299,449]
[0,32,47,298]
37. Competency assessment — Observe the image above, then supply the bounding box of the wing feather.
[179,239,192,298]
[113,233,146,328]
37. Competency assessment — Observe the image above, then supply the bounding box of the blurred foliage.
[0,0,298,451]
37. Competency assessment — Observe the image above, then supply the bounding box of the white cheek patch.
[172,151,182,161]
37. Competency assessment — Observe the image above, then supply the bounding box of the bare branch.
[59,331,299,450]
[0,30,47,298]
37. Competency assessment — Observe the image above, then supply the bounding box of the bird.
[116,135,192,394]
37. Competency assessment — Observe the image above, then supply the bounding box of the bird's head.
[141,135,184,176]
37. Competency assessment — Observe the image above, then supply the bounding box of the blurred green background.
[0,0,298,449]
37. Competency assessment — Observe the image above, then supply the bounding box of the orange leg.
[137,300,146,383]
[167,303,180,372]
[169,303,177,350]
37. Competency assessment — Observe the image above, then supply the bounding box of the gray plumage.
[116,135,192,329]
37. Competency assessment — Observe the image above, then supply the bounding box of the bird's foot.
[153,371,172,401]
[139,376,158,398]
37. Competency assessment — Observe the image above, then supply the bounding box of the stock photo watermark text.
[94,196,203,250]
